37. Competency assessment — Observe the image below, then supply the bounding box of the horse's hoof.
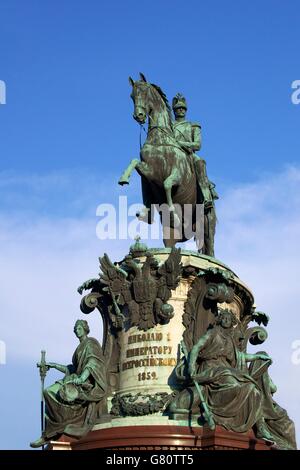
[118,178,129,186]
[136,212,147,222]
[136,207,152,224]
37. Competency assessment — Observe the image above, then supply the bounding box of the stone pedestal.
[50,422,272,450]
[111,249,253,409]
[49,249,266,451]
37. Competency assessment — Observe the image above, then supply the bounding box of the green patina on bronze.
[79,245,183,332]
[111,392,175,417]
[30,75,297,451]
[167,309,297,450]
[119,73,217,257]
[30,320,107,448]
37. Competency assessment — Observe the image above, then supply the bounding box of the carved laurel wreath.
[110,392,176,417]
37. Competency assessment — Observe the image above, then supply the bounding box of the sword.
[108,287,125,328]
[37,350,49,450]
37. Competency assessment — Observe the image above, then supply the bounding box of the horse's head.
[129,73,152,124]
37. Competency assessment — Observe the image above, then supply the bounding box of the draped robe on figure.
[43,337,107,440]
[172,326,296,449]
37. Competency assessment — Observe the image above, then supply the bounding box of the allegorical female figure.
[30,319,107,448]
[168,310,296,450]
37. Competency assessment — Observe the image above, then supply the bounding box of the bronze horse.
[119,73,216,256]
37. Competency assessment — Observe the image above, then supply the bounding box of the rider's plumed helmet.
[172,93,187,110]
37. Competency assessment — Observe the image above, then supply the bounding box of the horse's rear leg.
[202,208,216,257]
[163,168,180,208]
[163,169,181,227]
[163,226,182,248]
[118,159,139,185]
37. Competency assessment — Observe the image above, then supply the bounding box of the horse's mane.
[150,83,173,127]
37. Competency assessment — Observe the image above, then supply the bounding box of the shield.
[133,278,157,302]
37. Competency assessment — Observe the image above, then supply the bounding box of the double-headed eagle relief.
[79,244,182,332]
[119,73,218,257]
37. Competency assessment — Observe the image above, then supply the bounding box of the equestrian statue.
[118,73,218,257]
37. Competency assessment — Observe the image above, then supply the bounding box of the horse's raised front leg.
[118,159,140,185]
[119,160,156,223]
[135,161,158,223]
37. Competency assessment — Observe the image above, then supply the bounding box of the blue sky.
[0,0,299,449]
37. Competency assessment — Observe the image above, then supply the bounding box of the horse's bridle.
[133,82,151,117]
[134,82,184,152]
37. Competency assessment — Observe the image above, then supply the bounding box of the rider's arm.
[191,124,201,152]
[177,124,201,153]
